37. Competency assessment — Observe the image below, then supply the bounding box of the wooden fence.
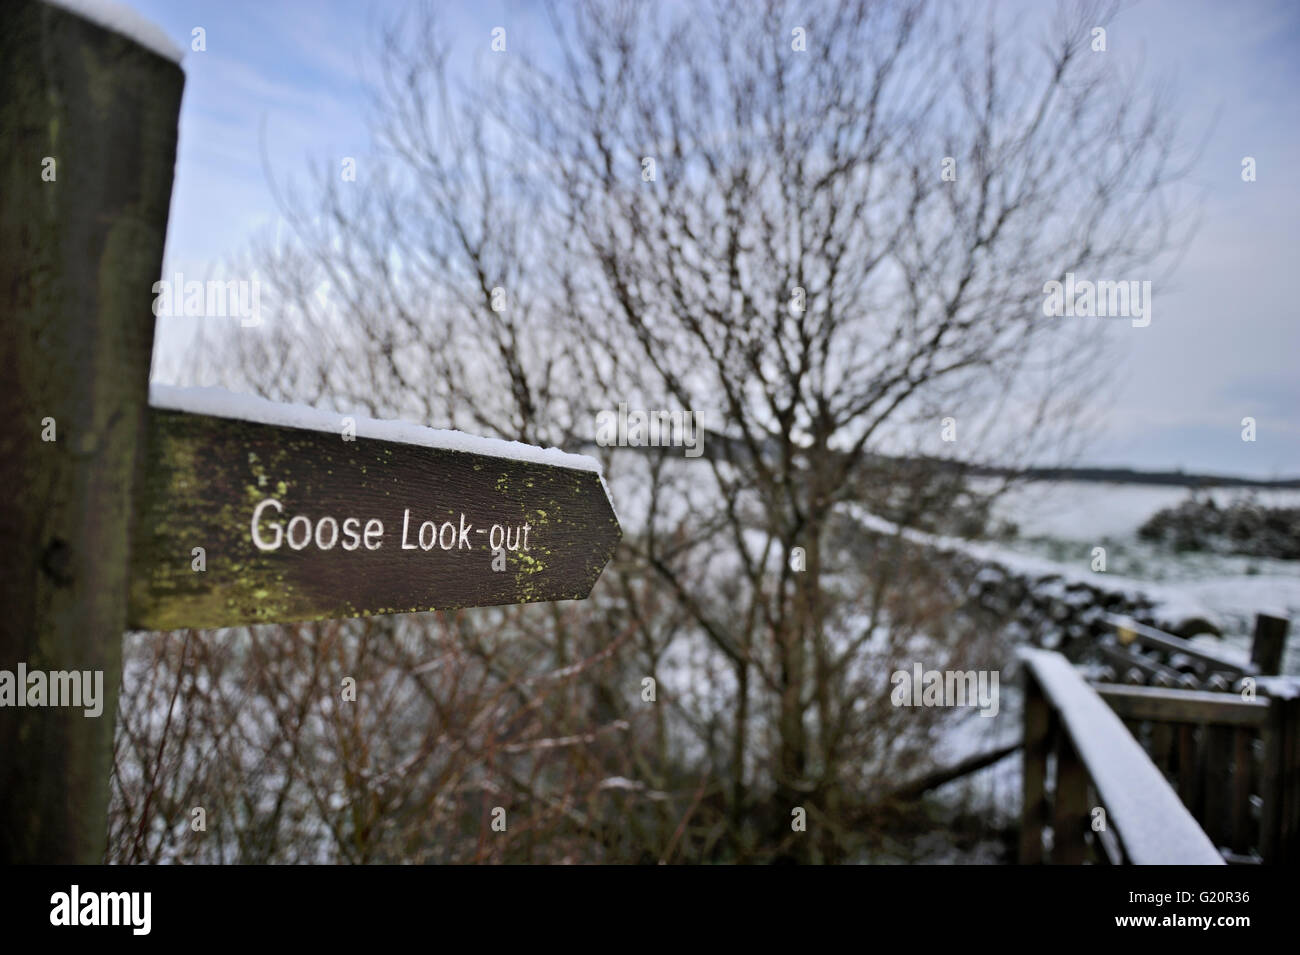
[1020,647,1224,864]
[1023,612,1298,864]
[1087,614,1299,864]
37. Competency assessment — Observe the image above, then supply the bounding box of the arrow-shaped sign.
[127,387,621,630]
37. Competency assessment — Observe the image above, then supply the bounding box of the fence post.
[1052,732,1089,864]
[1278,694,1300,864]
[0,0,182,863]
[1258,694,1291,864]
[1231,727,1253,852]
[1251,613,1289,676]
[1200,726,1231,848]
[1020,674,1051,863]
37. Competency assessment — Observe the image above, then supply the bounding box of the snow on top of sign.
[46,0,184,63]
[149,385,602,474]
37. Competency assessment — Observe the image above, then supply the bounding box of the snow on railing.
[1019,647,1224,865]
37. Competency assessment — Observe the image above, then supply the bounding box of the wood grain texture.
[127,408,621,630]
[1094,683,1270,727]
[0,0,182,863]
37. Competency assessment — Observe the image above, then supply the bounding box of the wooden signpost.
[130,392,620,630]
[0,0,619,864]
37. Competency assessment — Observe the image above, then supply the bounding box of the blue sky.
[131,0,1300,478]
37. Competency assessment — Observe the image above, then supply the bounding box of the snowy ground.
[611,461,1300,859]
[983,480,1300,675]
[896,479,1300,861]
[987,480,1300,543]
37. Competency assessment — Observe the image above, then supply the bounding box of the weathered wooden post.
[0,0,184,863]
[1200,726,1231,846]
[1,1,622,867]
[1259,690,1300,864]
[1250,612,1289,676]
[1019,671,1050,863]
[1051,732,1088,864]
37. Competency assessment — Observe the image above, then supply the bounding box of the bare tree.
[146,0,1194,863]
[110,606,638,863]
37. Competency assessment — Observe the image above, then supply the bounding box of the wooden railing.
[1098,614,1259,689]
[1093,683,1297,863]
[1084,613,1300,864]
[1020,648,1224,864]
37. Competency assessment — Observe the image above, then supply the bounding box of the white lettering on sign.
[249,498,530,555]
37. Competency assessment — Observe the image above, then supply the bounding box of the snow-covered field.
[983,480,1300,674]
[987,480,1300,544]
[907,480,1300,859]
